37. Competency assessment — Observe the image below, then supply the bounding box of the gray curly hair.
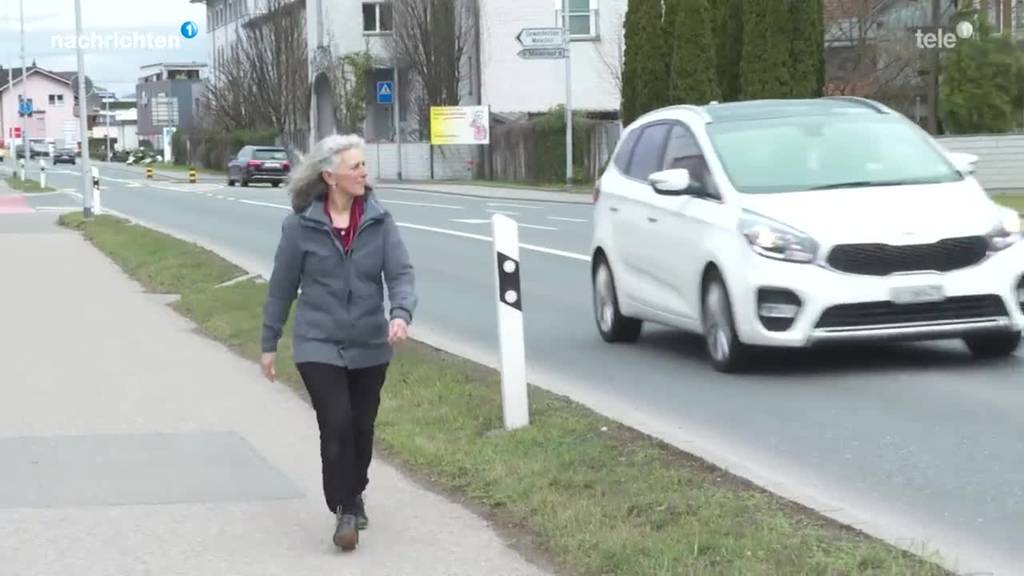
[287,134,366,212]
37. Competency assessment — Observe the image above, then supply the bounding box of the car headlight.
[987,207,1022,252]
[739,211,819,263]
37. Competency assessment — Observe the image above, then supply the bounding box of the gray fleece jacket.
[261,191,417,369]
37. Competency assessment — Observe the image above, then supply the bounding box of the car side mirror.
[648,169,693,196]
[949,152,978,175]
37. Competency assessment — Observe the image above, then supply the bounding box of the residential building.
[305,0,625,145]
[135,63,207,150]
[193,0,302,80]
[0,65,84,149]
[91,98,140,153]
[478,0,625,116]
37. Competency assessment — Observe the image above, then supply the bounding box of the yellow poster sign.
[430,106,490,145]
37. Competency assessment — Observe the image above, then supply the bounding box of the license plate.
[263,162,280,169]
[890,285,946,305]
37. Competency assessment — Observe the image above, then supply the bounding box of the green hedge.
[171,128,280,170]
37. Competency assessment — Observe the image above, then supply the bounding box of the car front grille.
[816,295,1008,330]
[827,236,988,276]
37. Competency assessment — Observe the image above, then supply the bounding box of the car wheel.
[272,182,281,188]
[592,257,642,343]
[701,272,751,373]
[240,178,249,187]
[227,179,235,186]
[964,332,1021,359]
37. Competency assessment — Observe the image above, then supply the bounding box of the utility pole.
[19,0,27,169]
[105,97,111,161]
[393,60,403,181]
[75,0,93,216]
[562,0,573,185]
[927,0,941,134]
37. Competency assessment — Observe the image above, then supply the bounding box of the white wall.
[936,134,1024,192]
[479,0,624,114]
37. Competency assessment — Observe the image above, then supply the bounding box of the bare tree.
[388,0,480,136]
[204,0,310,133]
[824,0,927,113]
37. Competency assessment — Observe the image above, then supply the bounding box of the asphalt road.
[14,161,1024,575]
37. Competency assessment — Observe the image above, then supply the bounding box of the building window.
[48,94,65,107]
[557,0,598,39]
[363,2,393,34]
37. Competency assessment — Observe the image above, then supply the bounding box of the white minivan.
[591,97,1023,372]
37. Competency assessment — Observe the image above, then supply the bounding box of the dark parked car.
[53,148,76,165]
[227,146,290,187]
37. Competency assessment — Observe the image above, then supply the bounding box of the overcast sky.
[0,0,209,97]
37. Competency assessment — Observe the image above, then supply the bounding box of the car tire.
[272,182,281,188]
[227,179,235,187]
[701,272,751,373]
[240,178,249,187]
[592,257,642,343]
[964,332,1021,359]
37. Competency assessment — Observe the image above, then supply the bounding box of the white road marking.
[239,199,290,210]
[451,218,491,224]
[397,223,588,261]
[487,202,540,210]
[35,206,80,212]
[548,216,589,223]
[380,199,464,209]
[451,217,558,231]
[518,223,559,231]
[486,209,519,216]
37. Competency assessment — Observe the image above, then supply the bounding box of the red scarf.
[324,197,363,252]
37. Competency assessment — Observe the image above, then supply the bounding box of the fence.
[936,134,1024,193]
[365,143,477,181]
[483,119,621,184]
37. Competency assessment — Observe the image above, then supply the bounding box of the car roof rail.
[633,104,712,124]
[821,96,891,113]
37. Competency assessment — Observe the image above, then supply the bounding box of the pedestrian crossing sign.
[377,81,394,105]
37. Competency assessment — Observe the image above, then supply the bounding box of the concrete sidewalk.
[0,205,552,575]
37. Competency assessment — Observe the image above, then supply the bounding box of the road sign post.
[515,21,572,185]
[38,157,45,189]
[492,214,529,430]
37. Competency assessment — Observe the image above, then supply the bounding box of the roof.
[701,97,890,123]
[0,66,74,90]
[140,62,208,70]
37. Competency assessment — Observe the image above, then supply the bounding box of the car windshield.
[253,149,287,160]
[705,113,962,194]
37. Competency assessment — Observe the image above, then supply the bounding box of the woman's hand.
[260,352,277,382]
[388,318,409,345]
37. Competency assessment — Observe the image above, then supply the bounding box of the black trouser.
[296,362,388,514]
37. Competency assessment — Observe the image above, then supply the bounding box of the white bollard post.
[91,166,102,215]
[19,158,25,181]
[38,158,45,189]
[492,213,529,430]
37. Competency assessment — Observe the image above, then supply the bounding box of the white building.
[192,0,290,80]
[479,0,624,115]
[306,0,625,144]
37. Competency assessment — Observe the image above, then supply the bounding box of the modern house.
[135,63,207,150]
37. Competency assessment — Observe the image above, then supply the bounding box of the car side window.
[663,123,718,199]
[613,130,640,174]
[626,124,671,182]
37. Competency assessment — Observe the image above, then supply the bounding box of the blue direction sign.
[376,81,394,105]
[18,98,32,117]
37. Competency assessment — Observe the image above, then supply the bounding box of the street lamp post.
[19,0,27,180]
[74,0,93,216]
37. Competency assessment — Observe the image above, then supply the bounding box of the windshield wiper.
[804,179,947,191]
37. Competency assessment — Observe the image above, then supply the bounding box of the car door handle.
[647,216,659,223]
[609,206,619,213]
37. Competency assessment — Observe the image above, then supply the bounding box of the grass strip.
[59,212,951,576]
[995,194,1024,213]
[5,175,55,193]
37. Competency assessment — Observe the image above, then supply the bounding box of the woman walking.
[259,134,417,551]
